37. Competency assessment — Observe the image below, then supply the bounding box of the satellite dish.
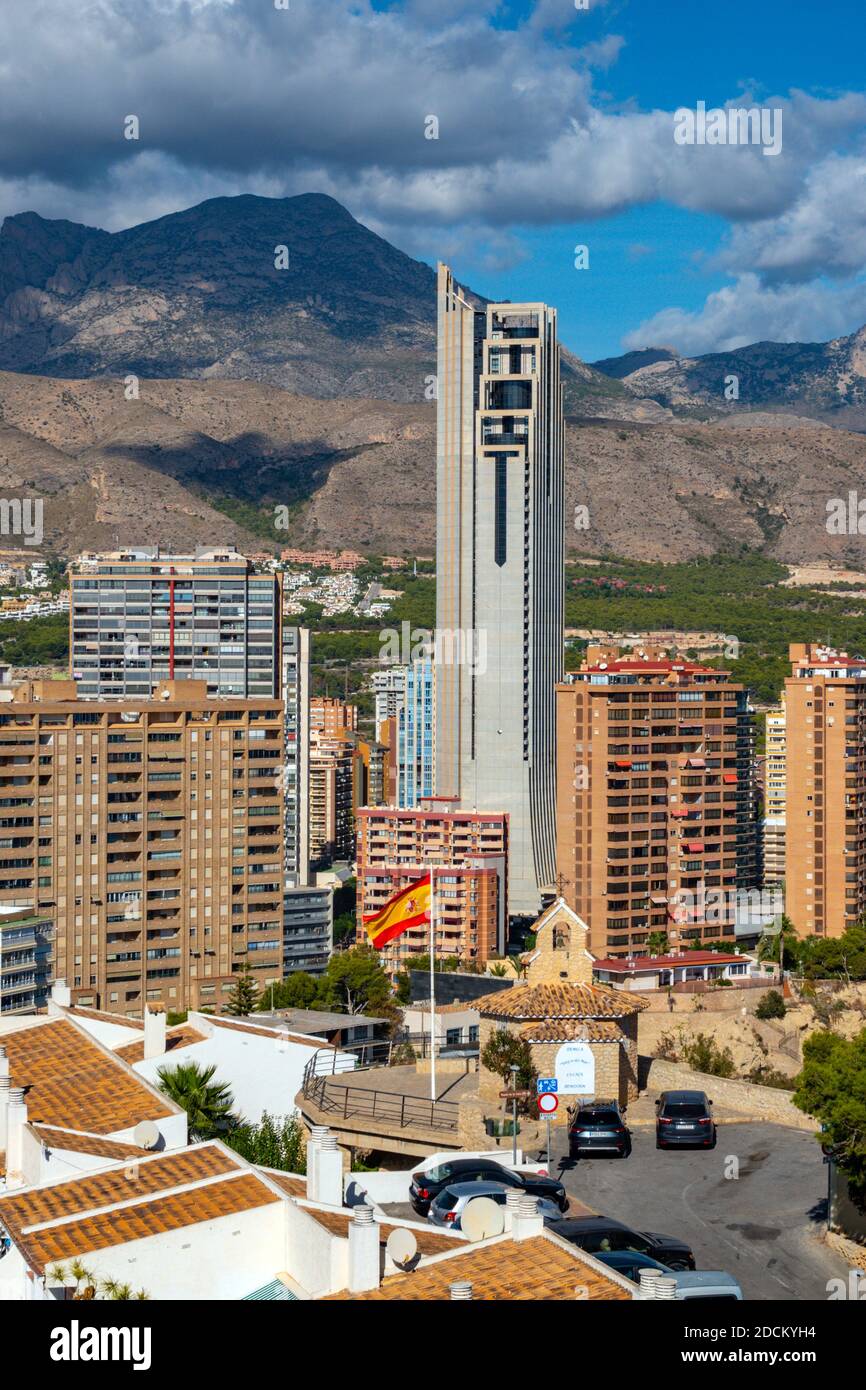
[133,1120,160,1151]
[385,1228,418,1270]
[460,1197,505,1242]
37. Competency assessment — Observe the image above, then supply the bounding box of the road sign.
[537,1078,558,1094]
[499,1089,532,1100]
[537,1092,558,1115]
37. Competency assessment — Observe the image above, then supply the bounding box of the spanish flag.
[363,873,431,949]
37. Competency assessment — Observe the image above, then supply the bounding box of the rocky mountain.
[3,368,866,566]
[0,193,652,419]
[592,328,866,431]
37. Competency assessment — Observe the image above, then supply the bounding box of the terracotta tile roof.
[0,1145,239,1241]
[473,981,647,1021]
[2,1019,175,1133]
[299,1205,460,1256]
[113,1025,207,1065]
[26,1126,151,1161]
[325,1233,632,1300]
[594,952,743,971]
[518,1019,624,1043]
[259,1170,307,1199]
[20,1174,280,1273]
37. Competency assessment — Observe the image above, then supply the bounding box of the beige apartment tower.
[0,680,284,1015]
[555,649,757,958]
[784,644,866,938]
[435,264,563,917]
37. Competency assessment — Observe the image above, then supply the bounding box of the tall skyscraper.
[282,626,310,886]
[435,264,563,916]
[70,547,281,699]
[555,648,757,958]
[397,657,435,808]
[785,643,866,937]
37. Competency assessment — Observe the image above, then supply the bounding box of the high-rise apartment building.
[355,800,508,969]
[0,680,284,1016]
[310,698,358,736]
[371,667,407,727]
[0,907,54,1016]
[397,658,435,808]
[283,883,332,976]
[555,649,757,958]
[784,643,866,938]
[763,699,786,888]
[435,264,563,916]
[309,731,356,867]
[70,548,281,699]
[282,626,310,886]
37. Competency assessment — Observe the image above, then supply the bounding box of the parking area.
[549,1122,848,1301]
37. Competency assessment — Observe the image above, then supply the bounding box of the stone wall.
[636,983,781,1014]
[644,1057,815,1130]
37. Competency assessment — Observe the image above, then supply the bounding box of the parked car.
[655,1090,716,1149]
[568,1101,631,1159]
[594,1251,742,1300]
[547,1215,695,1270]
[410,1157,568,1216]
[428,1180,562,1230]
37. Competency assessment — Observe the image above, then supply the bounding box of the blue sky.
[3,0,865,362]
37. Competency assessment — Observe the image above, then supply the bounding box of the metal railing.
[301,1051,461,1133]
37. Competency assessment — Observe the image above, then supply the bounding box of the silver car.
[428,1180,561,1230]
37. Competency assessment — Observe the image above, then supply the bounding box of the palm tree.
[157,1061,237,1139]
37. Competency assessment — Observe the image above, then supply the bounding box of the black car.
[547,1215,695,1271]
[655,1090,716,1149]
[410,1157,568,1216]
[568,1101,631,1159]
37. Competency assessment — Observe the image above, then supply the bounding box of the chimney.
[0,1046,8,1080]
[47,978,72,1014]
[5,1086,27,1188]
[512,1194,544,1241]
[348,1203,380,1294]
[502,1189,522,1233]
[143,1007,167,1061]
[638,1269,678,1300]
[306,1127,343,1207]
[450,1281,473,1300]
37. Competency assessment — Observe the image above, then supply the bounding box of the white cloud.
[623,273,866,356]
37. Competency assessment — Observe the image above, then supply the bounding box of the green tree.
[319,946,394,1020]
[480,1029,538,1116]
[225,967,260,1017]
[227,1112,307,1174]
[756,989,787,1020]
[260,971,322,1011]
[157,1061,236,1139]
[647,931,669,955]
[793,1028,866,1199]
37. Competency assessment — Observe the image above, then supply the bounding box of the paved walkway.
[324,1063,479,1105]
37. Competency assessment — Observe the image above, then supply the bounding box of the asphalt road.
[548,1122,848,1302]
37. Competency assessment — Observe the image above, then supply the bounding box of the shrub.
[756,989,787,1020]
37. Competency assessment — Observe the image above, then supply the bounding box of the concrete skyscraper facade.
[435,264,563,916]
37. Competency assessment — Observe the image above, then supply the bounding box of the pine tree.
[225,967,260,1017]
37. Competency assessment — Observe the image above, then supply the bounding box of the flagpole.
[429,868,436,1103]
